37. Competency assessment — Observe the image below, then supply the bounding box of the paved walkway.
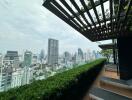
[89,87,132,100]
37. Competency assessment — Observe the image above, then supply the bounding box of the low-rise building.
[11,68,23,88]
[0,66,13,92]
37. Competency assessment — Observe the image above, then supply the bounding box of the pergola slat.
[43,0,132,41]
[69,0,96,37]
[116,0,124,34]
[51,1,82,29]
[60,0,87,29]
[100,0,108,37]
[43,2,82,33]
[80,0,96,27]
[100,0,106,26]
[89,0,101,26]
[71,0,108,19]
[69,0,91,28]
[89,0,103,39]
[109,0,113,33]
[80,0,100,36]
[122,0,132,31]
[124,0,132,21]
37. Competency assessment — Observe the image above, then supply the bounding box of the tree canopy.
[100,49,113,62]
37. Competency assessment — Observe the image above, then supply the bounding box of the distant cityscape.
[0,38,102,92]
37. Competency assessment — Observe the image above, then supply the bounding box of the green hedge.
[0,58,106,100]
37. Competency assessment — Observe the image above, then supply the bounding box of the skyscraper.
[32,55,38,64]
[39,50,44,63]
[92,50,97,60]
[48,38,59,65]
[24,51,32,67]
[63,51,71,64]
[78,48,83,59]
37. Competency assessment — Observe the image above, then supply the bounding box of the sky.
[0,0,111,55]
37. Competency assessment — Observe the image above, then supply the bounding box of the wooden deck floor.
[103,69,119,79]
[83,64,132,100]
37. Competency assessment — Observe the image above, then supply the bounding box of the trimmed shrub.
[0,58,106,100]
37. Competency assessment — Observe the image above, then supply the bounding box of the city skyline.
[0,38,103,55]
[0,36,110,55]
[0,38,101,92]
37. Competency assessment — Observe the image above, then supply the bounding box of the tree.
[100,49,112,62]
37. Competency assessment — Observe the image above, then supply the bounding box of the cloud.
[0,0,111,55]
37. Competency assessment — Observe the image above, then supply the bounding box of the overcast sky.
[0,0,111,55]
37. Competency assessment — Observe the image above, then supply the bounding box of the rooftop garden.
[0,58,106,100]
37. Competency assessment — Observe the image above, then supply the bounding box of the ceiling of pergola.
[43,0,132,41]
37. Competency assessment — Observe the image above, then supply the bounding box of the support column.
[117,37,132,80]
[113,48,116,64]
[112,39,116,64]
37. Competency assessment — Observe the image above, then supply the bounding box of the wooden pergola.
[99,43,118,68]
[43,0,132,42]
[99,43,116,49]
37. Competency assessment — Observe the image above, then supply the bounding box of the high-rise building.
[78,48,83,59]
[48,39,59,65]
[92,50,97,60]
[63,51,71,64]
[39,50,44,63]
[24,51,32,67]
[4,51,19,69]
[32,55,38,64]
[87,49,92,61]
[5,51,19,61]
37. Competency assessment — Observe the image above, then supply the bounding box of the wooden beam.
[122,0,132,32]
[80,0,100,36]
[71,0,108,19]
[43,2,83,34]
[51,1,82,29]
[60,0,87,29]
[43,0,131,42]
[100,0,106,26]
[89,0,101,26]
[109,0,113,33]
[69,0,91,28]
